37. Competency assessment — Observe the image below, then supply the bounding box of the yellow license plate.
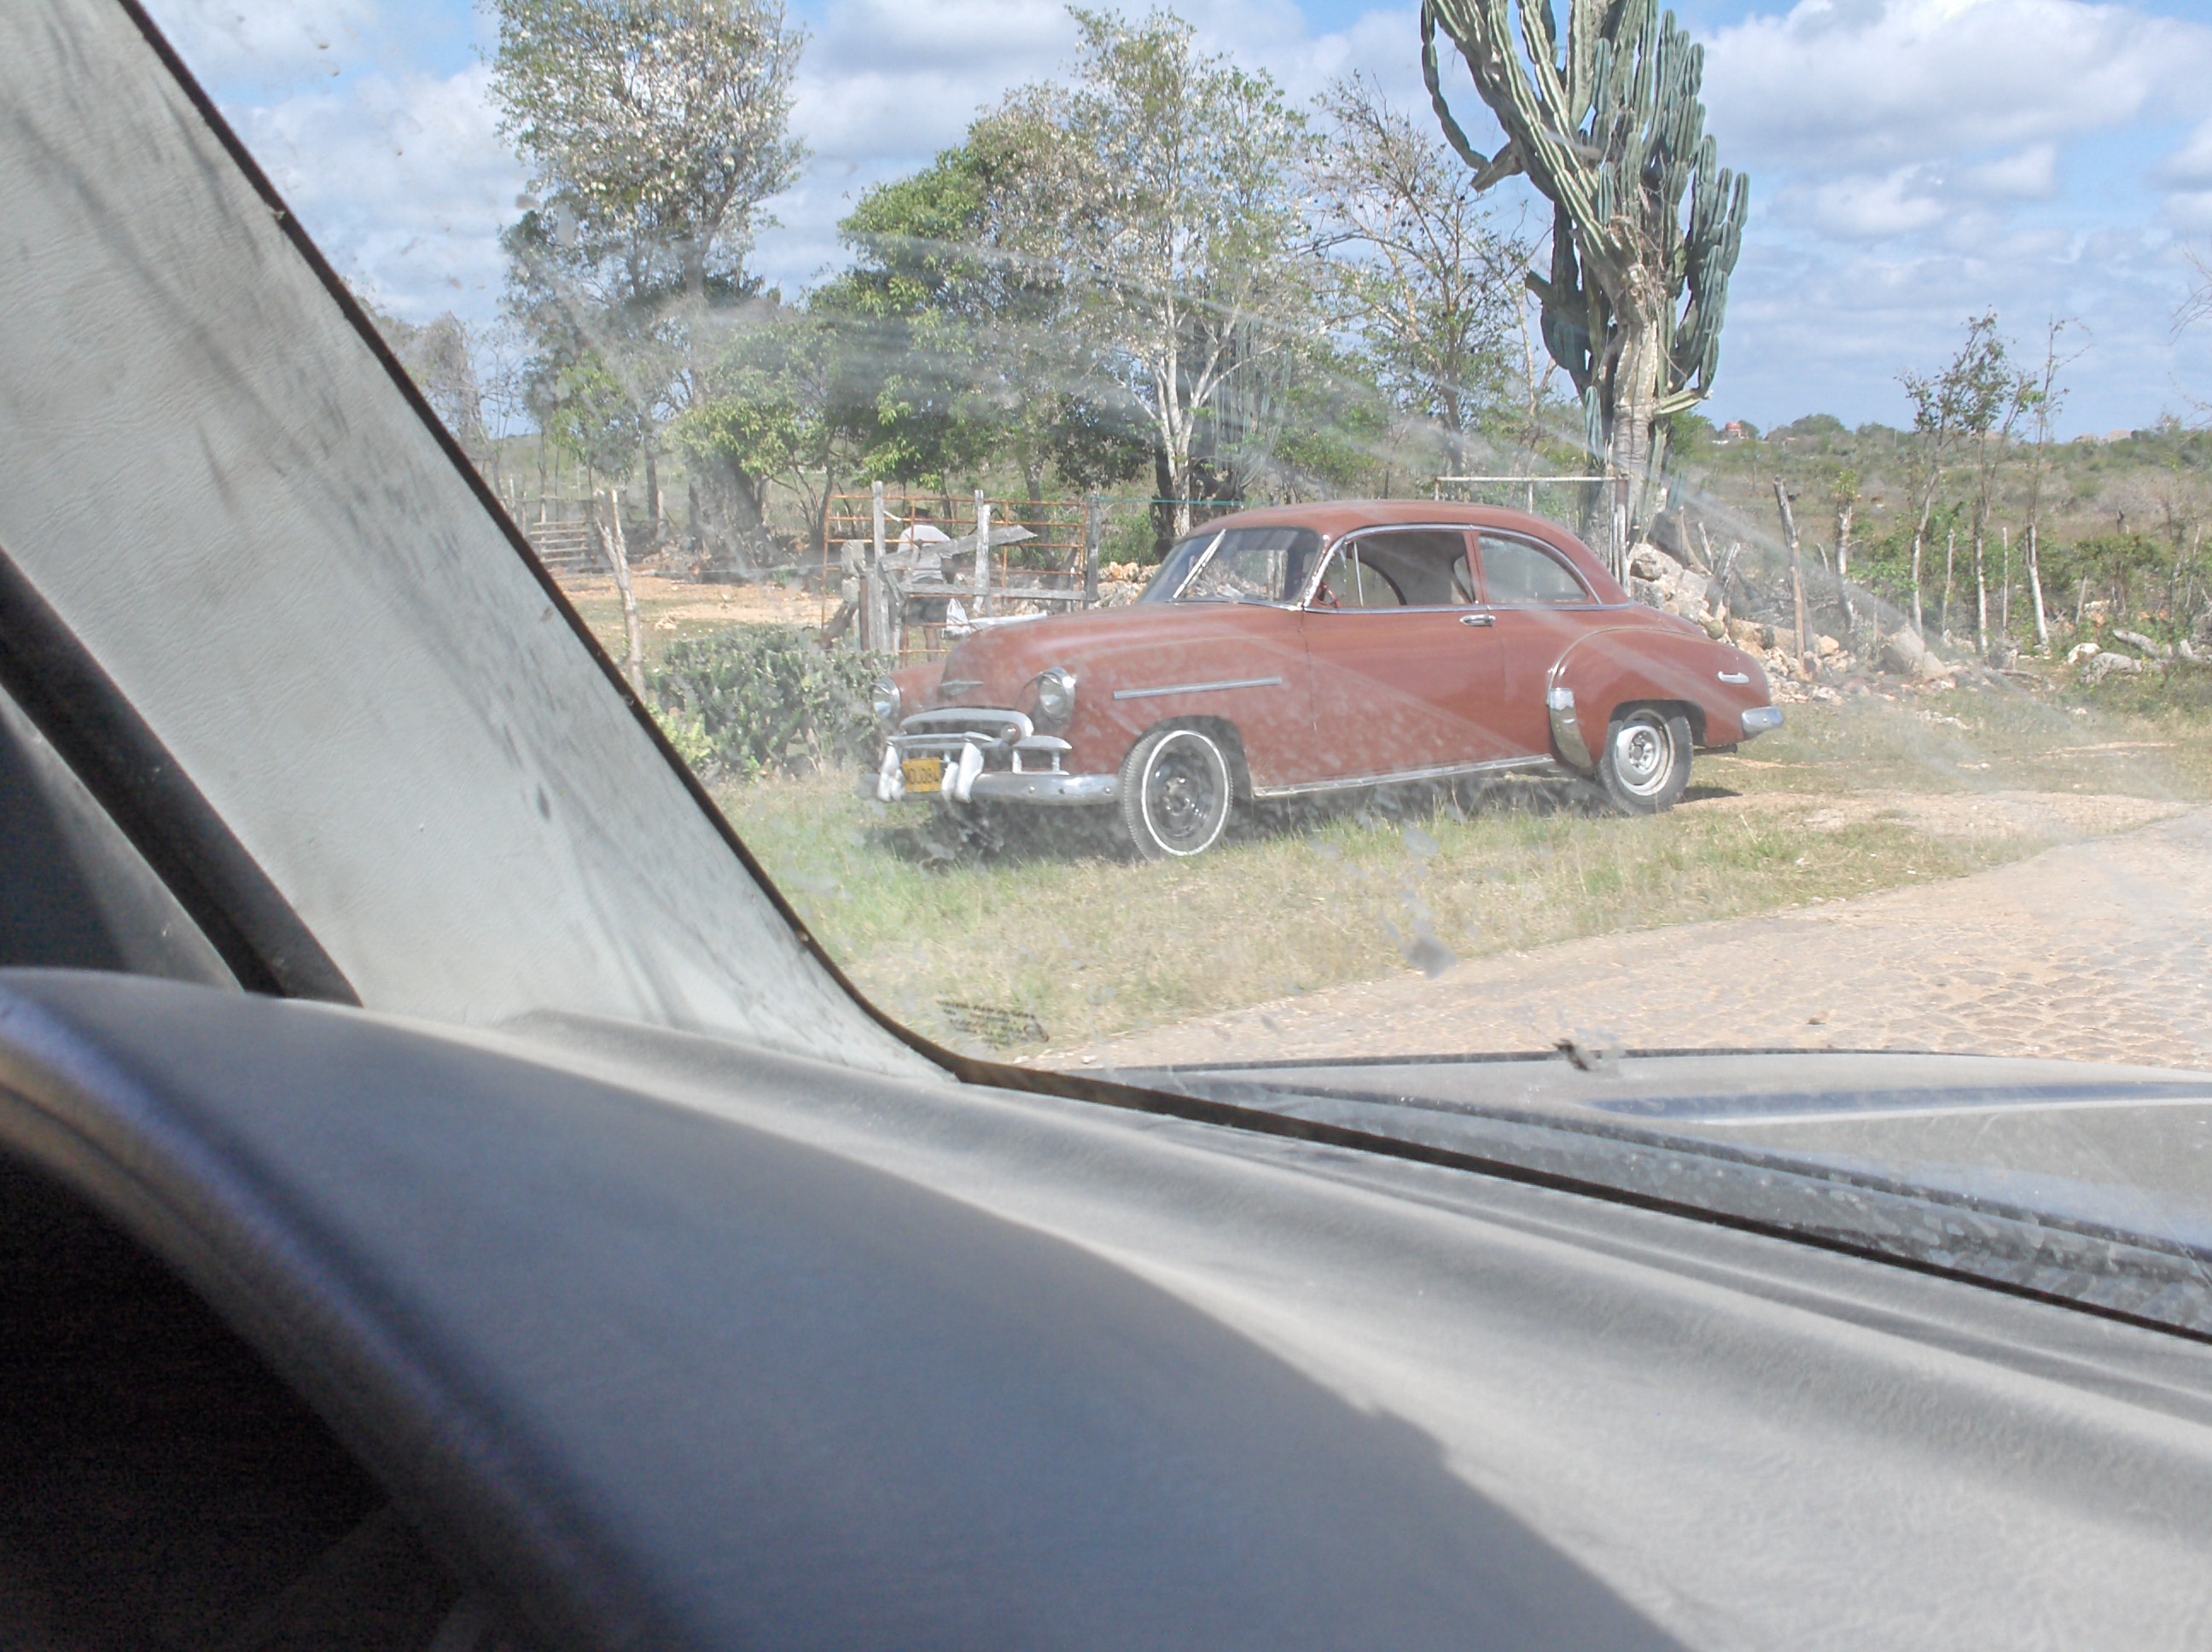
[902,756,944,794]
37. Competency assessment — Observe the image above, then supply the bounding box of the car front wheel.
[1594,707,1691,815]
[1119,726,1234,858]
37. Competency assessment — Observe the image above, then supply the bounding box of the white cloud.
[146,0,378,85]
[1704,0,2212,172]
[235,62,525,321]
[2161,118,2212,191]
[1959,143,2059,201]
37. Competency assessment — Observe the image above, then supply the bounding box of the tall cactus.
[1421,0,1747,554]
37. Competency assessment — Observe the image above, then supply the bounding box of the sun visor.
[0,0,923,1075]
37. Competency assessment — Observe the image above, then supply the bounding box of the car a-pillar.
[1117,718,1249,860]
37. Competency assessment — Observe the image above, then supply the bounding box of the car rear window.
[1480,536,1591,606]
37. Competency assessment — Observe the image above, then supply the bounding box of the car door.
[1301,528,1507,782]
[1472,530,1607,756]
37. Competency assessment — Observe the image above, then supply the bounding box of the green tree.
[488,0,806,553]
[673,300,869,558]
[1900,314,2021,642]
[1310,74,1531,476]
[1011,8,1323,538]
[826,113,1107,497]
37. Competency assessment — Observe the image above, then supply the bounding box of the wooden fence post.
[602,486,646,696]
[866,480,887,653]
[1773,477,1810,674]
[1084,493,1101,607]
[973,488,992,618]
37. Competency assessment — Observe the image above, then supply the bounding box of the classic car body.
[878,502,1781,854]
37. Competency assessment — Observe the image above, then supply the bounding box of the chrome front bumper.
[876,705,1118,806]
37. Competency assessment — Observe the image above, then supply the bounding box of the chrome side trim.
[1113,676,1284,701]
[1251,753,1558,800]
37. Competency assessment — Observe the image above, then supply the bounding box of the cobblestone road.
[1072,806,2212,1075]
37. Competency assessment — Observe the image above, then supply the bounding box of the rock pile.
[1624,538,1960,697]
[2069,632,2203,683]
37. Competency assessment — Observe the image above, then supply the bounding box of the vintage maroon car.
[874,502,1781,858]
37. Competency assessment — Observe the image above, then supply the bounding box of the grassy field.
[713,679,2212,1061]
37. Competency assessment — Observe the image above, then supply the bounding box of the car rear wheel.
[1595,707,1691,815]
[1119,727,1234,858]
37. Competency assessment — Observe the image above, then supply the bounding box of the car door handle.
[1458,613,1495,627]
[1717,671,1749,684]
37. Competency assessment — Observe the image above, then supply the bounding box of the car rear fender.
[1549,625,1772,768]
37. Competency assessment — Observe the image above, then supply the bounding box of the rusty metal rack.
[823,487,1108,665]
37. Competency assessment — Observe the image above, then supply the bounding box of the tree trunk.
[643,444,662,547]
[2026,521,2050,652]
[1973,515,1988,654]
[2000,526,2011,639]
[1943,528,1956,639]
[1605,308,1666,573]
[602,488,645,696]
[1836,500,1857,639]
[1909,480,1940,639]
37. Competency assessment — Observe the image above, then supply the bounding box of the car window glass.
[1479,535,1590,606]
[1315,544,1406,609]
[1348,530,1477,608]
[134,0,2212,1345]
[1177,526,1324,604]
[1138,532,1220,603]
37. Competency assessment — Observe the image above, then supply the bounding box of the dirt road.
[1070,801,2212,1074]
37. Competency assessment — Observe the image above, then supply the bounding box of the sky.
[143,0,2212,438]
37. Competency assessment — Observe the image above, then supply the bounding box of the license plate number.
[902,757,944,794]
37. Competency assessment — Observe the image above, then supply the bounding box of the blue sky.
[146,0,2212,437]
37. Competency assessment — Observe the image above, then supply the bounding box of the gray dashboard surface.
[6,969,2212,1650]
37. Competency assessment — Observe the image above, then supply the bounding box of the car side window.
[1478,534,1591,606]
[1314,544,1406,609]
[1323,530,1476,609]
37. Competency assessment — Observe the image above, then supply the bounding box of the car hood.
[1125,1049,2212,1335]
[936,602,1255,703]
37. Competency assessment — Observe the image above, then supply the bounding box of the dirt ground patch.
[1695,788,2183,840]
[556,573,823,666]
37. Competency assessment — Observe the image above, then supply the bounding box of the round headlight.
[870,676,901,729]
[1032,666,1077,730]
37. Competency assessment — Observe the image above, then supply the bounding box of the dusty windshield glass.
[1158,526,1323,604]
[147,0,2212,1323]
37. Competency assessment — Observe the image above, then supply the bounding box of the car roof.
[1192,500,1628,601]
[1194,499,1592,543]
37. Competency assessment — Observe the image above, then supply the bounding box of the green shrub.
[650,625,890,781]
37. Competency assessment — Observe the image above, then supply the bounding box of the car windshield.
[129,0,2212,1334]
[1144,526,1324,604]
